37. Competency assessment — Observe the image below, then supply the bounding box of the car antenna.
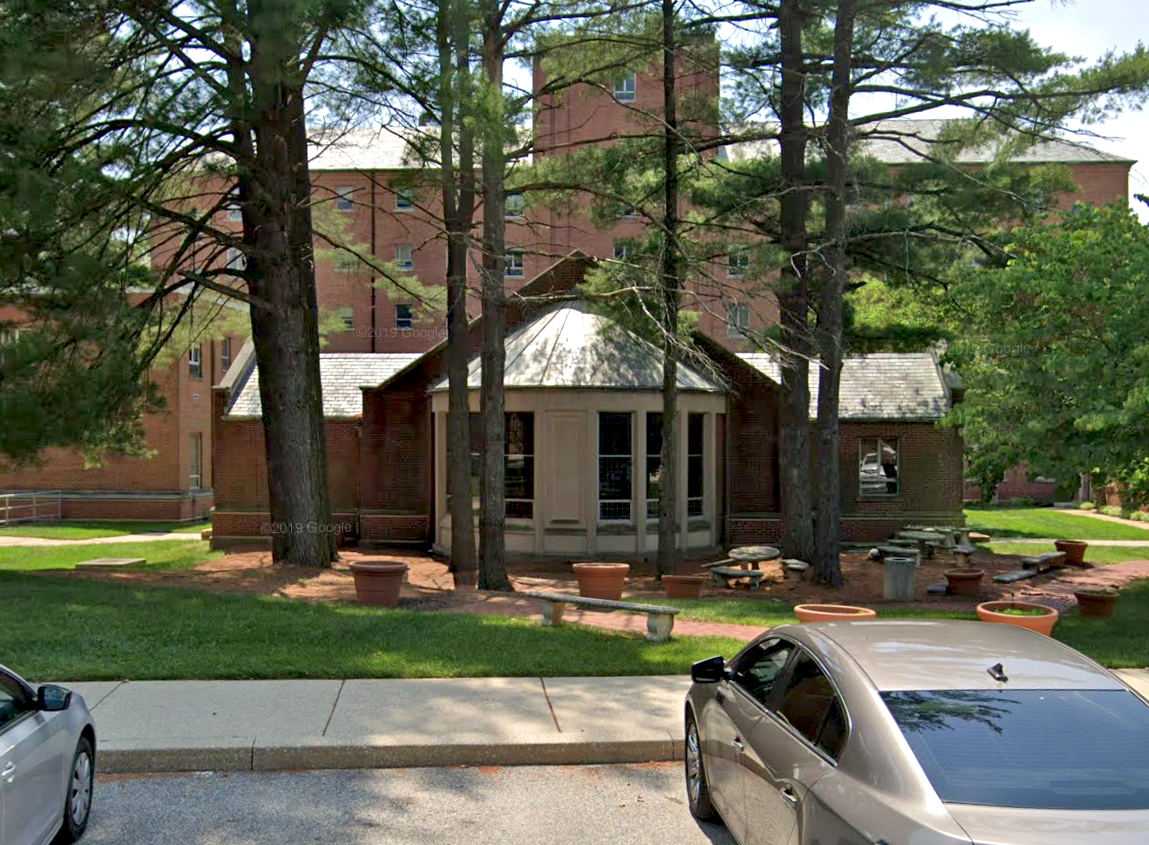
[987,662,1008,683]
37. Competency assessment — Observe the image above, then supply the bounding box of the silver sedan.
[685,620,1149,845]
[1,664,95,845]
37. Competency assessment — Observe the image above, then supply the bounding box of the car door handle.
[779,785,799,806]
[1,762,15,782]
[731,737,744,752]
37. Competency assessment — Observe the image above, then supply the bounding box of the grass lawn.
[986,541,1149,565]
[0,540,218,572]
[1055,578,1149,668]
[625,597,975,626]
[0,520,209,540]
[0,573,745,681]
[963,506,1149,540]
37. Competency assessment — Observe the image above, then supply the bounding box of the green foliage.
[963,505,1149,540]
[949,204,1149,488]
[1078,501,1097,511]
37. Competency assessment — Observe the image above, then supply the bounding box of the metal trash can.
[883,556,917,601]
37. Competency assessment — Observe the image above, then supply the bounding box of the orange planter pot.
[944,568,985,597]
[1054,540,1089,567]
[976,600,1059,636]
[572,563,630,601]
[662,574,706,599]
[794,604,877,623]
[1074,590,1119,618]
[348,561,408,607]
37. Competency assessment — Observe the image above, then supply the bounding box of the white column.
[434,411,448,547]
[635,410,647,557]
[534,411,545,554]
[586,409,598,556]
[678,408,688,552]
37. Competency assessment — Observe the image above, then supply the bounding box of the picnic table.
[726,545,782,571]
[896,530,948,559]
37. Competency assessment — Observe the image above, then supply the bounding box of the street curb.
[98,739,682,774]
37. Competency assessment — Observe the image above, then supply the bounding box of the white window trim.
[505,249,525,278]
[726,301,750,338]
[188,345,203,379]
[189,433,203,490]
[335,186,356,212]
[727,248,749,278]
[395,244,414,271]
[394,191,414,211]
[395,304,413,330]
[614,73,636,102]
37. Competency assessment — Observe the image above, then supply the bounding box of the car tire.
[54,735,94,844]
[685,712,716,821]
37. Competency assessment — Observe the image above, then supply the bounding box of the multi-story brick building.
[0,55,1134,528]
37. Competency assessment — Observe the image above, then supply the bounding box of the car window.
[883,689,1149,810]
[730,639,794,706]
[0,672,33,731]
[776,652,847,758]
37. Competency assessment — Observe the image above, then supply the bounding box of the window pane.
[688,414,704,455]
[882,689,1149,810]
[506,455,534,500]
[731,639,793,706]
[646,412,662,457]
[599,457,632,501]
[777,654,838,748]
[646,455,662,503]
[599,413,632,456]
[506,412,533,456]
[860,437,899,496]
[688,455,704,501]
[395,304,413,329]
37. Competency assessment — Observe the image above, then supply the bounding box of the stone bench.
[876,545,922,565]
[709,566,767,590]
[521,591,681,642]
[1022,551,1066,571]
[953,544,979,567]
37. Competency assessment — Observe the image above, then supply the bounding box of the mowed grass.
[986,541,1149,565]
[0,573,745,681]
[626,597,975,626]
[1055,579,1149,668]
[0,540,218,572]
[0,520,209,539]
[963,506,1149,540]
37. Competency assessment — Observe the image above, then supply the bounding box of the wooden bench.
[709,565,767,590]
[521,591,681,642]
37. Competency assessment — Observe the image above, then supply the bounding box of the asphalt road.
[87,763,736,845]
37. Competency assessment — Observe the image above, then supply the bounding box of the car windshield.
[882,689,1149,811]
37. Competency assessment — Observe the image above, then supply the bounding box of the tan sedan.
[685,620,1149,844]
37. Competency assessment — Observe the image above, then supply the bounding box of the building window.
[616,202,640,220]
[614,73,636,102]
[505,412,535,519]
[599,412,633,521]
[395,303,413,330]
[613,241,630,261]
[688,413,704,517]
[188,344,202,379]
[859,437,899,497]
[395,243,414,270]
[450,413,534,519]
[726,301,750,338]
[189,433,203,490]
[335,186,356,212]
[220,338,231,372]
[727,247,749,278]
[338,306,354,330]
[506,193,525,217]
[646,412,662,518]
[0,327,21,345]
[225,247,246,272]
[225,204,242,222]
[394,189,414,211]
[505,249,524,278]
[335,252,357,273]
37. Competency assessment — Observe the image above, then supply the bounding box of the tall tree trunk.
[657,0,681,577]
[439,0,477,587]
[243,36,335,567]
[478,0,511,591]
[776,0,815,563]
[812,0,857,588]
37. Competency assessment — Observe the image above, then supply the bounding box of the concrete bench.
[876,545,922,565]
[953,544,979,567]
[1022,551,1066,571]
[709,565,767,590]
[521,591,681,642]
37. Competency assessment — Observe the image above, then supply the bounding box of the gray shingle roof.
[431,303,723,392]
[226,353,421,419]
[309,128,428,171]
[739,352,950,420]
[724,118,1134,166]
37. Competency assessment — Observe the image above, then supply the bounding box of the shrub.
[1100,505,1127,518]
[1078,501,1097,510]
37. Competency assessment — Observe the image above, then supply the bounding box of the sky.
[998,1,1148,217]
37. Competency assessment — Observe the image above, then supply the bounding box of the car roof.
[791,620,1125,692]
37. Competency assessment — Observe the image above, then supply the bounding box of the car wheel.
[685,712,716,821]
[54,736,93,844]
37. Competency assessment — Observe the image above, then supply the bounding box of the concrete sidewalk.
[63,670,1149,775]
[63,675,692,774]
[0,532,198,547]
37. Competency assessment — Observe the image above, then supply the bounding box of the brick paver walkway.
[1014,558,1149,611]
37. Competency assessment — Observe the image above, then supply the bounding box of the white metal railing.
[0,491,63,526]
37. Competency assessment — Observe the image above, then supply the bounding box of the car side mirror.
[691,655,726,684]
[37,684,72,712]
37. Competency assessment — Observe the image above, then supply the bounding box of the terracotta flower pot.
[944,568,985,598]
[572,563,630,601]
[348,561,408,607]
[794,604,877,623]
[1074,589,1119,619]
[662,574,705,599]
[976,600,1059,636]
[1054,539,1089,567]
